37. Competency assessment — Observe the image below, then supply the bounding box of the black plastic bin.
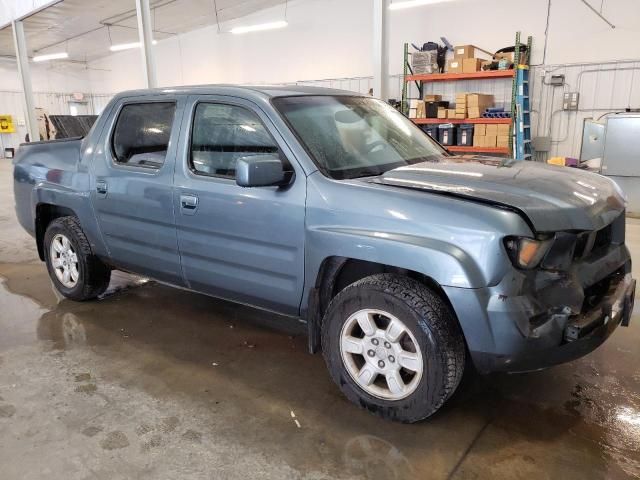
[426,101,449,118]
[457,124,474,146]
[438,124,456,146]
[422,124,439,139]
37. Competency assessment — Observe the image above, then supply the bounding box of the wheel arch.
[306,256,462,354]
[35,203,77,260]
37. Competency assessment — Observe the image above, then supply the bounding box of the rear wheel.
[44,216,111,301]
[322,274,465,423]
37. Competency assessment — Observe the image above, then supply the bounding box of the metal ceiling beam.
[136,0,158,88]
[11,20,39,143]
[372,0,390,100]
[0,0,64,31]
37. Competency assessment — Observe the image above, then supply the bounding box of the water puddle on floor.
[0,262,638,478]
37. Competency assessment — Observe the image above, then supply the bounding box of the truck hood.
[370,156,625,232]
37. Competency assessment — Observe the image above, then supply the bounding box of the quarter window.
[111,102,176,169]
[190,103,280,178]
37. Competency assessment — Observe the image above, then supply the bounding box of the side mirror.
[235,154,288,187]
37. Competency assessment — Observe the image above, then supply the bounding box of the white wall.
[88,0,640,92]
[0,60,94,149]
[3,0,640,159]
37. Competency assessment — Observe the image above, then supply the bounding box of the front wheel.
[44,216,111,301]
[322,274,465,423]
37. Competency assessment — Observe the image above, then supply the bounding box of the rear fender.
[33,183,108,260]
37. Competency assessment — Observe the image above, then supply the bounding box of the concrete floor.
[0,160,639,480]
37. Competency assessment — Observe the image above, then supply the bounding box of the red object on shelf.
[447,146,510,154]
[412,118,511,125]
[405,70,515,82]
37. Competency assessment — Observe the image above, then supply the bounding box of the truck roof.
[113,84,366,101]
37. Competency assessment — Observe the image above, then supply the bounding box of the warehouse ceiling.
[0,0,287,62]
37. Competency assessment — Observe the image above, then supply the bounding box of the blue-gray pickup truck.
[13,86,636,422]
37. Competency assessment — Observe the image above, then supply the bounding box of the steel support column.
[11,20,39,143]
[135,0,157,88]
[372,0,389,100]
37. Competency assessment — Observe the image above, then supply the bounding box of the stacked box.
[454,45,475,59]
[424,94,442,102]
[467,94,494,119]
[455,93,468,118]
[497,123,511,148]
[408,99,420,118]
[463,58,483,73]
[437,108,447,119]
[484,124,498,147]
[448,59,462,74]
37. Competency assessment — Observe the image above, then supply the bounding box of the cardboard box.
[437,108,447,119]
[454,45,475,59]
[463,58,483,73]
[474,124,486,136]
[416,101,426,118]
[485,124,499,136]
[485,135,497,147]
[455,113,466,119]
[467,107,482,119]
[455,106,467,113]
[497,135,510,148]
[473,136,486,147]
[467,94,494,108]
[448,59,462,74]
[497,124,511,136]
[447,109,456,118]
[424,94,442,102]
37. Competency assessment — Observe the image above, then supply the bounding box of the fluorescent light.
[230,20,287,34]
[110,42,141,52]
[109,40,157,52]
[389,0,454,10]
[33,52,69,62]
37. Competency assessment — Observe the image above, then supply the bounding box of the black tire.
[321,273,465,423]
[43,216,111,301]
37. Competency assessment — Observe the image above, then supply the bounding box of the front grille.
[573,212,624,260]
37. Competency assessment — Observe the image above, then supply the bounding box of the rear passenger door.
[173,95,306,316]
[90,96,186,285]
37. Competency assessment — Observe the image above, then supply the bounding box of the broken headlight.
[503,236,554,270]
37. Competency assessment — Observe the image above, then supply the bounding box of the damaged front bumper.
[444,243,635,374]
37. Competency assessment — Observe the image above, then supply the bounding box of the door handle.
[96,180,108,196]
[180,194,198,213]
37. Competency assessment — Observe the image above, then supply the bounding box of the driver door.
[173,95,306,316]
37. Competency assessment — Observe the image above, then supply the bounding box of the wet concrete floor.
[0,160,639,479]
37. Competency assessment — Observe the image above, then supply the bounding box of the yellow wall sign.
[0,115,15,133]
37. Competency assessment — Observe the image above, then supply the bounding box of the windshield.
[273,95,447,179]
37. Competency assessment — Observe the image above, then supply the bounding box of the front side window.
[111,102,176,169]
[273,95,446,180]
[190,103,280,178]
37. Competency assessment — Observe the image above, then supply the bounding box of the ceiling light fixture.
[389,0,454,10]
[230,20,288,34]
[109,40,157,52]
[33,52,69,62]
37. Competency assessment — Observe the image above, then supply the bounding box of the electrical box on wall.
[563,92,580,111]
[549,74,565,86]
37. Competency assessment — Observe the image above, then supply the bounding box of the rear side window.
[190,103,279,178]
[111,102,176,169]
